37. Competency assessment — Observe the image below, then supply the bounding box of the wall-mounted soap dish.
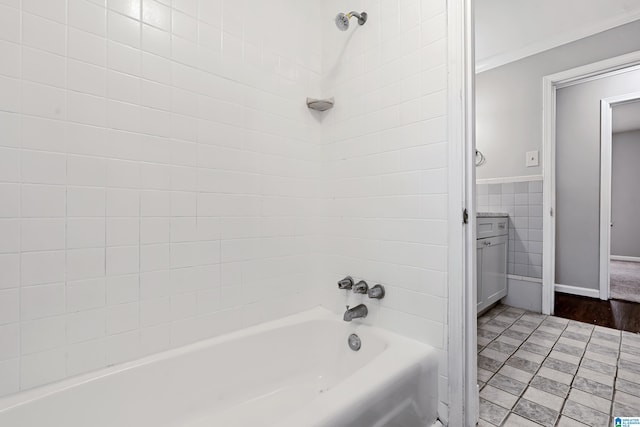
[306,97,334,112]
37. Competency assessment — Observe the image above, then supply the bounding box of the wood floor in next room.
[477,304,640,427]
[554,293,640,333]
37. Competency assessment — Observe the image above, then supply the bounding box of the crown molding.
[476,11,640,74]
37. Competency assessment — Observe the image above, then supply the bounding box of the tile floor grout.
[477,303,640,426]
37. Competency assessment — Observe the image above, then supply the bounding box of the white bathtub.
[0,308,440,427]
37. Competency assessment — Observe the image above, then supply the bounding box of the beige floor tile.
[543,357,578,375]
[548,350,580,365]
[523,386,565,412]
[537,366,574,385]
[594,325,620,336]
[568,388,611,414]
[580,357,617,375]
[498,364,534,384]
[537,326,563,337]
[487,340,519,355]
[488,373,527,396]
[561,330,590,342]
[479,398,509,426]
[619,351,640,363]
[527,334,556,348]
[577,367,614,387]
[613,400,638,417]
[480,385,519,410]
[572,376,613,400]
[587,341,620,358]
[557,416,590,427]
[480,348,510,363]
[478,367,494,383]
[503,413,541,426]
[589,337,619,348]
[530,375,569,398]
[557,336,587,349]
[616,377,640,398]
[476,308,627,427]
[618,368,640,385]
[495,314,519,325]
[583,350,617,366]
[478,336,493,346]
[481,324,508,334]
[521,341,552,356]
[618,360,640,374]
[622,336,640,349]
[621,345,640,357]
[562,400,609,427]
[495,334,524,347]
[564,323,593,335]
[615,390,640,409]
[513,349,546,364]
[544,316,569,325]
[514,398,559,427]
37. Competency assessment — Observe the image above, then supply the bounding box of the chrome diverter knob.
[337,276,354,290]
[353,280,369,294]
[368,284,385,299]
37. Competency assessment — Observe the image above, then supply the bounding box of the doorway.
[541,53,640,315]
[601,96,640,303]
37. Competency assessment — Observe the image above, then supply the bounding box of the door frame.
[599,91,640,301]
[447,0,477,425]
[542,51,640,314]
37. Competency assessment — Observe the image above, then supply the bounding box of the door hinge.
[463,208,469,224]
[550,207,554,217]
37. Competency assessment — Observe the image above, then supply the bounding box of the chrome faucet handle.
[368,284,385,299]
[338,276,354,290]
[353,280,369,294]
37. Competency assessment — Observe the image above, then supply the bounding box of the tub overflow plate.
[348,334,361,351]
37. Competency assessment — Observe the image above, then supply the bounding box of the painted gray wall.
[555,70,640,290]
[476,20,640,180]
[611,130,640,258]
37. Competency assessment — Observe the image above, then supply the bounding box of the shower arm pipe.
[346,11,368,25]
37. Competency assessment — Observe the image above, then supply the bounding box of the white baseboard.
[507,274,542,283]
[611,256,640,263]
[555,284,600,299]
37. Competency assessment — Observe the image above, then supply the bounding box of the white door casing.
[599,91,640,301]
[541,51,640,314]
[447,0,477,425]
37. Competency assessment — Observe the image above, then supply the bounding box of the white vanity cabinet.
[477,215,509,314]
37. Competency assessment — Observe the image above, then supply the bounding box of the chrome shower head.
[335,11,367,31]
[335,13,350,31]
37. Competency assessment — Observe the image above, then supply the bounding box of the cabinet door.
[477,244,483,309]
[480,235,508,306]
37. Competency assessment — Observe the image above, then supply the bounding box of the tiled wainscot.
[478,180,543,312]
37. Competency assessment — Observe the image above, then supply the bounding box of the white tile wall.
[318,0,449,420]
[1,0,452,421]
[0,0,324,396]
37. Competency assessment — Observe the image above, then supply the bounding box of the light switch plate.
[526,150,539,167]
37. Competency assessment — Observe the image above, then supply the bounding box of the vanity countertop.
[477,212,509,218]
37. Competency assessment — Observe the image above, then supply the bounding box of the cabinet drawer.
[477,216,509,239]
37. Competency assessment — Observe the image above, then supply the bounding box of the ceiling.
[476,0,640,72]
[613,101,640,134]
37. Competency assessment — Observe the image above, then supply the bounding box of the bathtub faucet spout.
[343,304,368,322]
